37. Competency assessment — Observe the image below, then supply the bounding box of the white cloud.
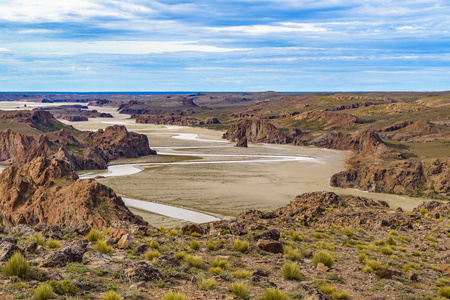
[0,0,153,23]
[212,23,327,35]
[0,48,10,52]
[17,29,56,34]
[7,41,250,54]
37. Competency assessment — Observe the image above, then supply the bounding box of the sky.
[0,0,449,92]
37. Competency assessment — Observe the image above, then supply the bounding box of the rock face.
[0,157,146,229]
[235,136,248,147]
[222,119,287,144]
[134,115,204,126]
[0,124,156,170]
[331,158,450,198]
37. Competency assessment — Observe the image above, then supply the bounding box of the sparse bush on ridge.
[312,250,334,267]
[50,279,79,296]
[198,277,217,290]
[162,291,188,300]
[47,239,62,248]
[2,252,30,279]
[145,250,161,261]
[262,288,289,300]
[190,239,200,250]
[231,282,250,299]
[35,283,54,300]
[282,261,303,280]
[87,229,102,242]
[233,239,249,252]
[93,240,113,255]
[29,232,46,246]
[103,290,122,300]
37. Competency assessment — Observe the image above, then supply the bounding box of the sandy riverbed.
[0,102,430,227]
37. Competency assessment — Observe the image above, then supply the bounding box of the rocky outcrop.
[325,102,382,112]
[331,158,450,198]
[295,110,363,129]
[178,98,198,107]
[295,129,403,160]
[204,117,220,124]
[0,157,146,229]
[235,136,248,147]
[81,125,156,160]
[134,115,204,126]
[0,130,53,165]
[222,119,287,144]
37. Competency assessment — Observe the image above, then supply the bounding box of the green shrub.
[207,239,216,250]
[397,235,411,243]
[385,236,397,246]
[365,259,383,270]
[93,240,113,255]
[2,252,30,279]
[50,279,79,296]
[262,288,289,300]
[389,230,399,236]
[150,240,160,250]
[440,287,450,299]
[358,253,367,263]
[169,229,178,236]
[319,285,337,294]
[289,229,303,241]
[413,251,422,257]
[312,250,334,267]
[184,255,203,268]
[233,269,252,278]
[231,282,250,299]
[47,239,62,249]
[211,258,229,268]
[190,240,200,250]
[284,246,302,261]
[35,283,54,300]
[174,251,186,260]
[162,291,188,300]
[380,246,394,255]
[29,232,46,246]
[282,262,303,280]
[233,239,249,252]
[87,229,102,242]
[198,277,217,290]
[103,290,122,300]
[332,291,351,299]
[145,250,161,261]
[343,227,353,238]
[209,267,222,274]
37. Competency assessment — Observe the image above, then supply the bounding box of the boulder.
[63,246,86,263]
[104,229,129,245]
[0,241,22,261]
[9,224,35,237]
[75,220,91,235]
[257,240,284,254]
[182,224,205,235]
[254,229,280,241]
[82,251,111,268]
[117,234,133,249]
[374,269,402,279]
[38,251,69,268]
[121,261,163,282]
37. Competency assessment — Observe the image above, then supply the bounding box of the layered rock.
[0,130,52,165]
[331,158,450,198]
[204,117,220,124]
[0,157,146,229]
[222,119,287,144]
[135,115,204,126]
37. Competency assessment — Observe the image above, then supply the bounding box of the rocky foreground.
[0,192,449,299]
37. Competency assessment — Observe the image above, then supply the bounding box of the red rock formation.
[235,136,248,147]
[204,117,220,124]
[0,157,146,229]
[331,158,449,198]
[222,119,287,144]
[135,115,204,126]
[0,130,52,165]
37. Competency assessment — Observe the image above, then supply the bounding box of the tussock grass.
[2,252,30,279]
[262,288,289,300]
[35,283,54,300]
[312,250,334,267]
[103,290,122,300]
[231,282,250,299]
[211,258,229,268]
[47,239,62,249]
[198,278,217,290]
[86,229,102,242]
[29,232,46,246]
[190,240,200,250]
[149,240,160,250]
[207,239,216,250]
[233,239,249,252]
[233,269,252,278]
[162,291,188,300]
[145,250,161,261]
[169,229,178,236]
[284,246,302,261]
[174,251,186,260]
[380,246,394,255]
[184,255,203,268]
[209,267,222,274]
[93,240,113,255]
[289,229,303,241]
[282,262,303,280]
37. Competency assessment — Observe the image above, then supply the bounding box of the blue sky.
[0,0,449,92]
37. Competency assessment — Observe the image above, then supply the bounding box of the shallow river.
[0,102,430,226]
